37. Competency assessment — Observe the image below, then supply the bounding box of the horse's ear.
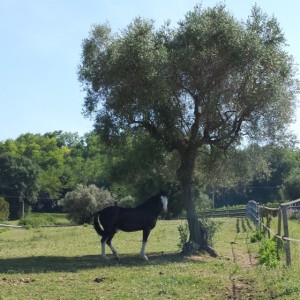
[159,190,169,197]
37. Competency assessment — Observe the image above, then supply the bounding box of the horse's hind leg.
[107,230,120,260]
[100,235,109,260]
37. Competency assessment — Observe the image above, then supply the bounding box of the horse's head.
[160,193,168,213]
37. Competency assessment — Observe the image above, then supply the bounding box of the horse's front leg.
[140,228,151,260]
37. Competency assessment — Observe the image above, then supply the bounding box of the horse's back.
[116,208,158,232]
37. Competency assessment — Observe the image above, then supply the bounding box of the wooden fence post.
[281,205,291,266]
[277,207,282,256]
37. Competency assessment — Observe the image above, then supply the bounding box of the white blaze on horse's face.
[161,196,168,213]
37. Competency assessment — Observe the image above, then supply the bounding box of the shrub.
[177,218,220,252]
[177,222,189,251]
[0,197,9,221]
[258,238,279,268]
[201,218,221,246]
[118,195,135,207]
[18,213,56,228]
[250,230,264,243]
[61,184,115,224]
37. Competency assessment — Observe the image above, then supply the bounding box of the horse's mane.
[134,193,163,213]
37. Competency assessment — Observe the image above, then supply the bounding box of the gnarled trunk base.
[182,218,218,257]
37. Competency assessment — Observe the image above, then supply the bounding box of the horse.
[93,192,168,260]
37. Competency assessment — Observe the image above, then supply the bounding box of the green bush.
[177,222,189,251]
[177,218,220,252]
[18,213,56,228]
[258,238,279,268]
[61,184,115,224]
[250,230,264,243]
[0,197,9,221]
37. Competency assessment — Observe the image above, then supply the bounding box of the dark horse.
[93,192,168,260]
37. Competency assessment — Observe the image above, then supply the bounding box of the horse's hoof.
[141,255,148,261]
[101,255,109,260]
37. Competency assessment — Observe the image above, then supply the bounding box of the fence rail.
[0,224,24,229]
[245,198,300,266]
[180,208,246,219]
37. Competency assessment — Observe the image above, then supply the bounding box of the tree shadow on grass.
[0,252,202,274]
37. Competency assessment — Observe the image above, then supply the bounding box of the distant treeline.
[1,130,300,218]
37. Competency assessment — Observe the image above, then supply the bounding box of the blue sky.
[1,0,299,141]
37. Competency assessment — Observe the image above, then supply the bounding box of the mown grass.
[0,216,300,299]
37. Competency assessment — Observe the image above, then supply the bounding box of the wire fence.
[246,198,300,266]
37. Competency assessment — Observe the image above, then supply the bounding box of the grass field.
[1,216,300,300]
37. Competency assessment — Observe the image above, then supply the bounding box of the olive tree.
[78,4,298,256]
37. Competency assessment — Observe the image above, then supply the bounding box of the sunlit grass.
[0,216,300,299]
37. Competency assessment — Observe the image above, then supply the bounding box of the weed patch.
[250,230,264,243]
[258,238,279,268]
[18,213,70,228]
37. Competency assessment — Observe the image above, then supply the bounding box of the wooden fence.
[180,207,246,219]
[246,199,300,266]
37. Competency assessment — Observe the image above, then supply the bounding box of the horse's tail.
[93,212,104,237]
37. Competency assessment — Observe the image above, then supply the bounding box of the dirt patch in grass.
[0,277,36,285]
[232,249,257,268]
[226,278,256,300]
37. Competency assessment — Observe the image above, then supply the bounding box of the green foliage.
[258,238,280,268]
[0,227,9,233]
[103,130,178,205]
[177,222,189,251]
[79,4,297,150]
[0,197,9,221]
[241,218,247,232]
[18,213,57,228]
[118,195,135,207]
[236,218,240,233]
[250,230,264,243]
[177,218,220,251]
[246,218,253,230]
[0,132,109,203]
[17,213,70,228]
[61,184,115,224]
[0,153,40,218]
[201,218,221,246]
[283,174,300,200]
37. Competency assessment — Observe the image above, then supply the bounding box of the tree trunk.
[177,149,218,257]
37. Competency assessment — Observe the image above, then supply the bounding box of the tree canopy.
[78,4,299,255]
[79,4,297,149]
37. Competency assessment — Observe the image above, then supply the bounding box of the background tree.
[61,184,115,224]
[102,129,184,217]
[78,4,298,255]
[281,149,300,200]
[0,197,9,221]
[0,153,40,218]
